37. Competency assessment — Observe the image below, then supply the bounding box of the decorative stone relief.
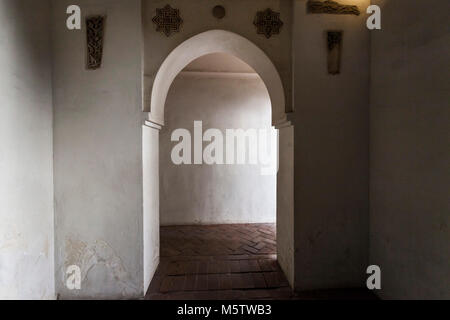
[253,8,283,39]
[152,5,183,37]
[307,0,360,16]
[327,31,342,75]
[86,16,105,70]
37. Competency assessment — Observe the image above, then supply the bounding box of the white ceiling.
[183,52,256,74]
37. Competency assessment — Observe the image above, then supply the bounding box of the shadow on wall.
[0,0,54,300]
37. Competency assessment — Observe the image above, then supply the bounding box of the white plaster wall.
[0,0,54,299]
[51,0,145,299]
[370,0,450,299]
[160,73,276,225]
[292,0,371,290]
[143,125,159,292]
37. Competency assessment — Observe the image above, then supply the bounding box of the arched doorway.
[143,30,294,297]
[146,30,287,127]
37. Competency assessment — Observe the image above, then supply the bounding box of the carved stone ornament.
[253,8,283,39]
[86,16,105,70]
[327,31,343,75]
[307,0,360,16]
[152,5,183,37]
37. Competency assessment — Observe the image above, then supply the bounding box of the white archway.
[148,30,287,127]
[143,29,295,292]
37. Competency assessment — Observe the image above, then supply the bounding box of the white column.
[276,120,295,288]
[142,120,161,293]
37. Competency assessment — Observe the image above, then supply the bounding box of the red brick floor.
[145,224,377,300]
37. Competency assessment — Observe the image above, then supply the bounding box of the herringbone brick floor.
[145,223,378,300]
[161,223,277,257]
[145,223,293,300]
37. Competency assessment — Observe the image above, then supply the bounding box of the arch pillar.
[142,120,161,291]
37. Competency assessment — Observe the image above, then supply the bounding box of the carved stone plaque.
[86,16,105,70]
[327,31,342,75]
[253,8,283,39]
[307,0,360,16]
[152,5,183,37]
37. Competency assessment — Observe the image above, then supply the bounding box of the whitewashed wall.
[160,72,276,225]
[292,0,371,290]
[370,0,450,299]
[51,0,145,299]
[0,0,54,299]
[3,0,447,300]
[49,0,374,298]
[149,0,371,292]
